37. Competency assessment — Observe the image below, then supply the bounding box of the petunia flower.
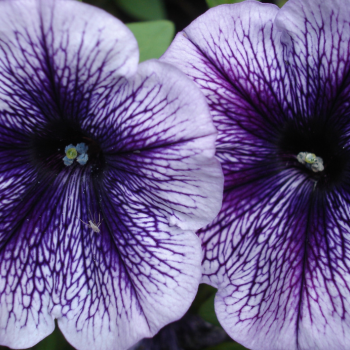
[161,0,350,349]
[0,0,224,349]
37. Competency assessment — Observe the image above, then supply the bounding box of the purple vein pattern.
[162,0,350,349]
[0,1,224,349]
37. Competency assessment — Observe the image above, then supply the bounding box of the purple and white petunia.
[162,0,350,349]
[0,0,224,349]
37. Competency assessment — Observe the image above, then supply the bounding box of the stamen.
[77,153,88,165]
[297,152,324,172]
[63,156,74,166]
[63,142,89,166]
[76,143,88,154]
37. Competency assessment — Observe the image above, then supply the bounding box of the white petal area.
[200,168,312,350]
[210,181,350,350]
[0,243,54,350]
[0,0,138,129]
[0,166,86,349]
[292,188,350,350]
[86,60,224,231]
[58,205,203,350]
[0,159,201,350]
[275,0,350,123]
[0,116,53,348]
[161,1,290,148]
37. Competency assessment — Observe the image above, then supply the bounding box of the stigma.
[63,142,89,166]
[297,152,324,172]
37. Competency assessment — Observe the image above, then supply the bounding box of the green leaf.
[115,0,166,21]
[33,323,75,350]
[198,293,221,327]
[191,283,217,313]
[127,20,175,62]
[206,0,260,7]
[276,0,288,7]
[204,341,249,350]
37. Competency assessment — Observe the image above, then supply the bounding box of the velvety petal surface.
[163,1,350,349]
[0,1,223,347]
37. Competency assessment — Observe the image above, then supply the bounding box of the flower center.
[297,152,324,172]
[63,143,89,166]
[30,120,105,177]
[278,118,350,189]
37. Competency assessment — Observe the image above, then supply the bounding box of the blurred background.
[0,0,286,349]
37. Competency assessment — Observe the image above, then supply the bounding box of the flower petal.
[208,178,350,350]
[84,60,224,231]
[161,1,289,148]
[0,0,138,125]
[60,181,204,350]
[275,0,350,124]
[0,164,79,348]
[0,156,200,350]
[204,168,313,350]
